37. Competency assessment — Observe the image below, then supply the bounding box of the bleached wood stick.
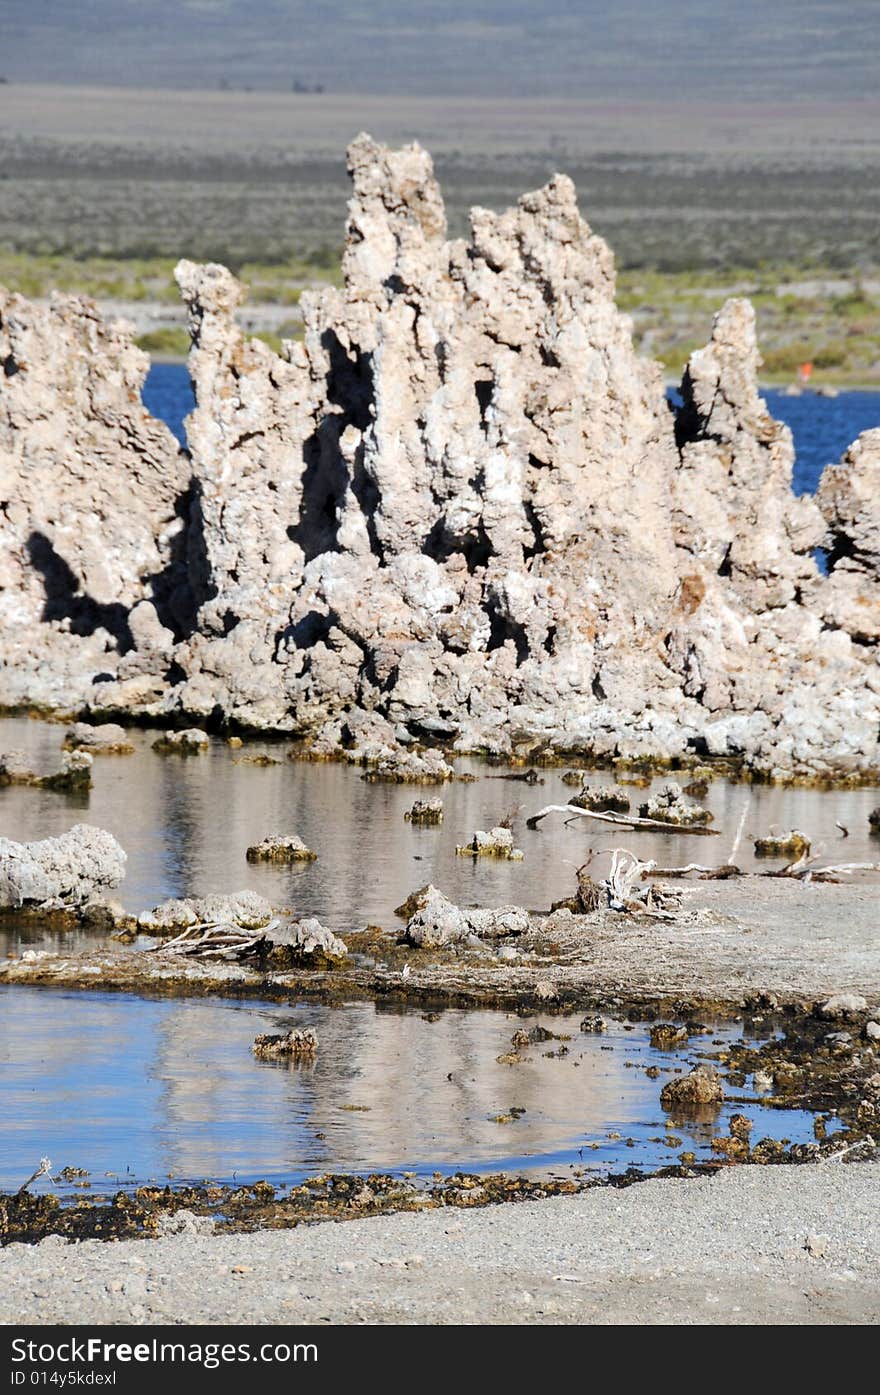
[526,804,720,835]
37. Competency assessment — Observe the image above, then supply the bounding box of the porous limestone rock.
[0,289,191,711]
[0,747,92,791]
[137,890,273,933]
[639,781,713,827]
[567,783,631,813]
[267,917,347,967]
[0,824,126,911]
[403,885,530,947]
[753,830,811,859]
[246,834,317,862]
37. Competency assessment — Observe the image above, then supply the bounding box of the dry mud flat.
[2,1164,878,1325]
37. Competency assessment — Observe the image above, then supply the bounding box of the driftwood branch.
[18,1157,53,1195]
[526,804,720,835]
[147,918,278,961]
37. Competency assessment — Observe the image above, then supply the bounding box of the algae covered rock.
[152,729,210,754]
[0,748,93,791]
[0,824,126,911]
[253,1027,318,1060]
[246,834,317,863]
[753,830,811,859]
[361,750,455,784]
[404,798,444,824]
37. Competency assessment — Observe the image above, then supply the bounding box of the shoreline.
[3,1164,878,1324]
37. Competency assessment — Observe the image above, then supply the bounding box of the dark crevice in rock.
[26,532,134,654]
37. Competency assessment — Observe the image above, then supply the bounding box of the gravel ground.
[2,1164,878,1326]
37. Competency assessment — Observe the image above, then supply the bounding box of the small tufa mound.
[267,917,347,968]
[152,729,210,754]
[404,798,444,824]
[868,808,880,836]
[660,1065,724,1110]
[568,783,631,814]
[63,722,134,755]
[246,835,317,862]
[639,782,712,827]
[754,830,811,859]
[361,750,455,784]
[0,749,92,791]
[138,890,273,933]
[253,1027,318,1060]
[456,827,523,860]
[0,824,126,912]
[402,885,530,948]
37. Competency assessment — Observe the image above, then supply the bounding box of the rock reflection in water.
[0,717,878,959]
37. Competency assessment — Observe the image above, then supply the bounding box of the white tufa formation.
[0,136,878,778]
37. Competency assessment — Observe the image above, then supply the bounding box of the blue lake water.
[0,986,822,1197]
[142,363,880,495]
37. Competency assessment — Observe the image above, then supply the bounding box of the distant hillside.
[2,0,879,100]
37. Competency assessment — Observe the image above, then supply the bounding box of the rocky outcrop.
[0,824,126,911]
[0,289,192,711]
[1,136,878,778]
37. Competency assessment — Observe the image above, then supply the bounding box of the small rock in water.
[754,830,811,859]
[580,1015,607,1034]
[0,748,93,791]
[362,749,454,783]
[455,826,523,859]
[63,722,134,755]
[246,834,317,862]
[152,728,210,754]
[568,784,631,814]
[660,1065,724,1110]
[404,798,444,824]
[649,1022,688,1050]
[639,782,712,827]
[253,1027,318,1059]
